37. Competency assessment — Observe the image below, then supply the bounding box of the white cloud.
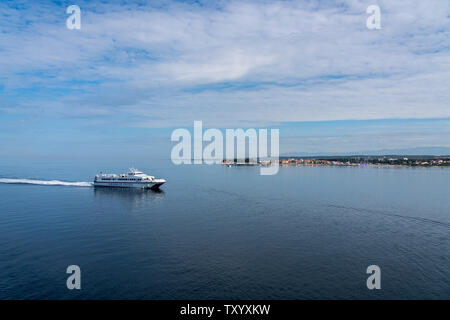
[0,0,449,126]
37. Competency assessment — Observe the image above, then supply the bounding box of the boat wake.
[0,178,92,187]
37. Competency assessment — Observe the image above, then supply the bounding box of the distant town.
[223,155,450,167]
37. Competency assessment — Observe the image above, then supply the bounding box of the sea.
[0,159,449,299]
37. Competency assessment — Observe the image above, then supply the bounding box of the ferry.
[93,168,166,190]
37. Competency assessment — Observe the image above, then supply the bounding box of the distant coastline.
[223,155,450,167]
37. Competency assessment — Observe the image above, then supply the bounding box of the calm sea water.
[0,160,449,299]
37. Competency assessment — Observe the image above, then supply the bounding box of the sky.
[0,0,449,161]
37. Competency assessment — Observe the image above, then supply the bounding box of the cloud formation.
[0,0,449,127]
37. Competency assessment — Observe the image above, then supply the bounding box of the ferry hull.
[93,181,165,190]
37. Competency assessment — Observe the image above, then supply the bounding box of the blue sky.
[0,0,449,160]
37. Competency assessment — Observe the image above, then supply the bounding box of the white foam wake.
[0,178,92,187]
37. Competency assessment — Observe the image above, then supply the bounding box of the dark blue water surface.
[0,160,449,299]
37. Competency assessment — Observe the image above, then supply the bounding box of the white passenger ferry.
[93,168,166,190]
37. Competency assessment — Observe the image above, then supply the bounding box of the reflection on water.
[93,187,165,209]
